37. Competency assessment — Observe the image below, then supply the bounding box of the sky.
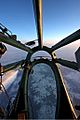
[0,0,80,44]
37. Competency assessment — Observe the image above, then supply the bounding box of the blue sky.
[0,0,80,44]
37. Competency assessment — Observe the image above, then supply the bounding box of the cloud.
[43,40,55,47]
[44,39,80,48]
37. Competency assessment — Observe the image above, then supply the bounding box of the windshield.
[0,0,80,118]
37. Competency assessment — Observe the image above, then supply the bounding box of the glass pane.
[0,69,23,116]
[28,63,57,119]
[60,66,80,117]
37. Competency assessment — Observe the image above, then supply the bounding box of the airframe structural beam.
[56,58,78,71]
[0,33,33,53]
[33,0,43,48]
[3,60,25,73]
[51,29,80,51]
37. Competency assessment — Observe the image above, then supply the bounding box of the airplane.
[0,0,80,119]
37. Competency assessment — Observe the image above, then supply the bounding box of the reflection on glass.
[28,63,57,119]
